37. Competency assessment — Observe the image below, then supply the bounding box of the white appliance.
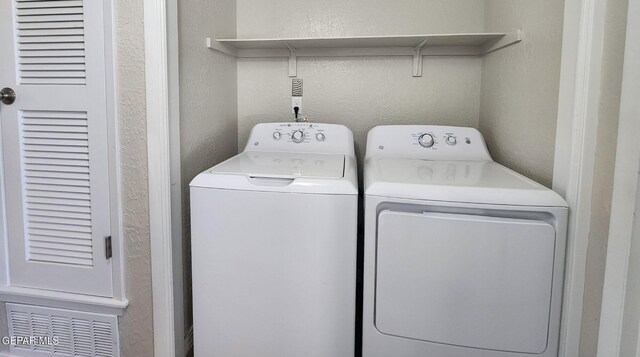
[190,122,358,357]
[362,125,568,357]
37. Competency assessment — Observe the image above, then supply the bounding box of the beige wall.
[237,0,484,38]
[236,0,484,160]
[580,0,628,355]
[179,0,239,336]
[115,0,154,355]
[238,57,481,161]
[479,0,565,187]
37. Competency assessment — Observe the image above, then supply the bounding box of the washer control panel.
[244,122,355,156]
[268,123,332,144]
[411,130,462,150]
[366,125,492,161]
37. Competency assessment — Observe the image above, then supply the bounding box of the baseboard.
[184,325,193,357]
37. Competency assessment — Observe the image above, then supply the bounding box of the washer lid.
[365,158,567,207]
[210,151,345,179]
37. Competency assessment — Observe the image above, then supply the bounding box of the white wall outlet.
[292,78,303,96]
[292,97,302,114]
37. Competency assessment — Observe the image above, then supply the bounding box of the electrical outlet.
[292,97,302,114]
[292,78,303,96]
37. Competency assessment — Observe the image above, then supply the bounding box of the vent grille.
[8,311,32,352]
[21,110,93,267]
[15,0,86,85]
[6,304,118,357]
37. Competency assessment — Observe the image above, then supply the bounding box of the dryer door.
[375,210,556,354]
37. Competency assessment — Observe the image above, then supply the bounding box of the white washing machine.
[362,125,568,357]
[190,122,358,357]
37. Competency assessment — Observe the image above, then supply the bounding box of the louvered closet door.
[0,0,113,296]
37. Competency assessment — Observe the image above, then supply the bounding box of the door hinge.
[105,236,112,259]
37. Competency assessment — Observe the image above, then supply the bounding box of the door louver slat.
[25,171,90,181]
[17,14,84,23]
[27,202,91,213]
[28,229,91,240]
[26,187,88,196]
[30,235,93,246]
[24,144,89,153]
[30,241,92,252]
[15,0,86,85]
[18,35,84,43]
[16,7,83,16]
[20,57,85,65]
[26,183,90,193]
[18,22,84,30]
[16,0,83,8]
[20,64,86,71]
[25,157,91,166]
[19,50,85,58]
[19,28,84,36]
[19,42,85,50]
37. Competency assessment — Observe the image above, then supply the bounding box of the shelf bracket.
[282,41,297,77]
[482,29,523,55]
[206,37,238,57]
[412,38,429,77]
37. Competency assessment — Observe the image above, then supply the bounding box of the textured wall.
[179,0,238,337]
[580,0,628,355]
[236,0,484,159]
[237,0,484,38]
[115,0,154,355]
[238,57,481,160]
[479,0,565,187]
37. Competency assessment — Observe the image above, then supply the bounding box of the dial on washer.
[291,130,305,143]
[418,133,435,148]
[446,136,457,145]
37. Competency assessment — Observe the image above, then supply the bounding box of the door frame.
[551,0,608,356]
[596,0,640,355]
[143,0,184,355]
[144,1,610,357]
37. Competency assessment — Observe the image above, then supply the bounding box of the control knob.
[445,136,457,145]
[316,132,326,142]
[272,131,282,140]
[291,130,305,143]
[418,133,435,148]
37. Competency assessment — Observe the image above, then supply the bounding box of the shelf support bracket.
[412,38,429,77]
[283,41,297,77]
[206,37,238,57]
[482,29,523,55]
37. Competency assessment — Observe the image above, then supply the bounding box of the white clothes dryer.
[362,125,568,357]
[190,123,358,357]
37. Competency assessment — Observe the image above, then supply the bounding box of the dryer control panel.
[243,122,356,156]
[365,125,492,161]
